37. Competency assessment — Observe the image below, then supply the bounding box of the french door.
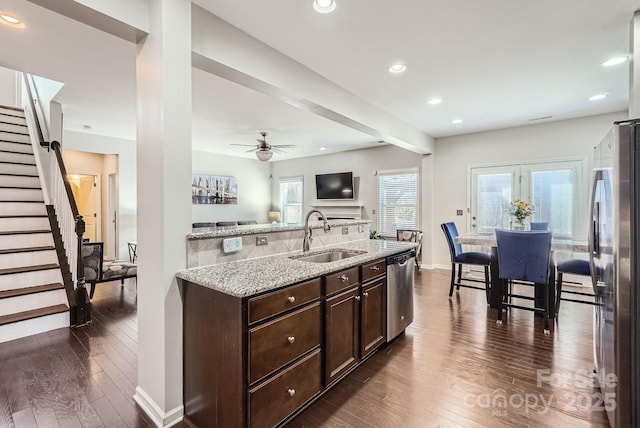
[470,160,584,239]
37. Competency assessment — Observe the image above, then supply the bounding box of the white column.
[133,0,191,426]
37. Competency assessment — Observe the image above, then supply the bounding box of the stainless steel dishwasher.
[386,250,416,341]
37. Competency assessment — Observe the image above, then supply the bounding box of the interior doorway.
[68,174,101,242]
[107,173,118,260]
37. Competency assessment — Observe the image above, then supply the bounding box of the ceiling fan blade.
[231,143,258,147]
[271,148,286,154]
[272,144,296,149]
[245,148,258,153]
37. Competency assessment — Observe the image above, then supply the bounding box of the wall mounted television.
[315,171,354,200]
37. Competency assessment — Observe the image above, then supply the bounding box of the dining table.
[455,234,589,317]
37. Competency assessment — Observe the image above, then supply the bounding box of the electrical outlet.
[256,236,268,246]
[456,209,464,216]
[222,237,242,253]
[342,226,349,235]
[372,209,376,215]
[358,225,364,233]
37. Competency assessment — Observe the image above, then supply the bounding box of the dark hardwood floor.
[0,270,609,427]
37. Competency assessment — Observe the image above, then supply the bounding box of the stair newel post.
[75,215,91,325]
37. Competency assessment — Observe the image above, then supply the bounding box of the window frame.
[377,168,420,238]
[279,175,304,225]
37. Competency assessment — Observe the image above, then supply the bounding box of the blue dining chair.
[440,222,491,302]
[530,221,549,231]
[495,229,553,334]
[556,259,595,313]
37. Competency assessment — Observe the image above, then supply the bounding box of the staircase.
[0,105,69,343]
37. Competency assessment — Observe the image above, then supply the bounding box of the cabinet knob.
[363,292,369,297]
[340,275,349,282]
[371,266,380,271]
[287,296,295,303]
[287,388,296,397]
[355,295,361,301]
[287,336,295,344]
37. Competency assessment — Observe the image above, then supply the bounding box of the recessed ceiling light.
[427,98,442,105]
[388,63,407,73]
[451,119,463,124]
[602,56,627,67]
[0,13,20,25]
[313,0,336,14]
[589,93,608,101]
[319,146,327,151]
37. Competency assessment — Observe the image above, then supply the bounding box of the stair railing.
[22,74,91,326]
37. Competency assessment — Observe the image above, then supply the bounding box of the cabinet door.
[324,286,360,385]
[360,278,386,359]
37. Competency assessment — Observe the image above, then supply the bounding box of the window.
[279,176,303,224]
[377,169,419,237]
[470,160,584,238]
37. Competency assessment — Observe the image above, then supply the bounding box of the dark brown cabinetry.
[183,258,390,428]
[324,261,387,386]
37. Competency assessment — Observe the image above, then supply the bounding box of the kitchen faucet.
[303,209,331,252]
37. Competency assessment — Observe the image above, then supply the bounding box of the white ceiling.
[1,0,639,161]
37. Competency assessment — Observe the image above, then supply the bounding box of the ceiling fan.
[231,132,296,161]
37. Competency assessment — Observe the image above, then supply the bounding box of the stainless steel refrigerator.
[590,119,640,428]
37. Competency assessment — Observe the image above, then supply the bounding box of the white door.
[470,165,519,234]
[107,173,118,259]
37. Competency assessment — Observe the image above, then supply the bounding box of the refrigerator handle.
[588,170,603,294]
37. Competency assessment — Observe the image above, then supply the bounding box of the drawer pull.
[355,295,361,301]
[287,296,296,303]
[340,275,349,282]
[370,266,380,271]
[363,292,369,297]
[287,336,295,344]
[287,388,296,397]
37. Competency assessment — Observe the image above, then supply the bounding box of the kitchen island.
[176,239,416,428]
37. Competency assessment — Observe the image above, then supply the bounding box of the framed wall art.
[192,174,238,205]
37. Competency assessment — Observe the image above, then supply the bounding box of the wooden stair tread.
[0,230,50,236]
[0,130,29,136]
[0,173,39,177]
[0,140,30,145]
[0,149,34,156]
[0,120,26,126]
[0,263,58,275]
[0,161,36,166]
[0,304,68,326]
[0,185,41,190]
[0,215,47,220]
[0,246,55,255]
[0,105,24,112]
[0,283,63,299]
[0,201,45,204]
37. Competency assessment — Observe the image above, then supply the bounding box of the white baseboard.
[418,264,434,270]
[431,264,451,270]
[134,386,184,428]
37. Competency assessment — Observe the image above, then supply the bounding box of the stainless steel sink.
[289,248,367,263]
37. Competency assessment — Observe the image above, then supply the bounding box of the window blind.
[377,170,419,237]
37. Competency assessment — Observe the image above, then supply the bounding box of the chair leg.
[556,272,563,315]
[121,279,125,287]
[456,264,462,290]
[484,265,490,304]
[543,282,550,334]
[449,264,456,298]
[497,278,504,325]
[89,282,96,300]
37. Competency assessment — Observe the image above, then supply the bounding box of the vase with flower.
[509,199,534,230]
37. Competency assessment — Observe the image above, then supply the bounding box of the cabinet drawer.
[325,266,360,296]
[249,302,321,384]
[249,349,321,428]
[361,259,386,283]
[248,278,321,324]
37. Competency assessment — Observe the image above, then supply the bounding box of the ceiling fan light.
[256,150,273,161]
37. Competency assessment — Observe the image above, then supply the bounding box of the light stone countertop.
[188,219,371,239]
[176,239,417,298]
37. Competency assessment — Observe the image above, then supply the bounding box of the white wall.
[429,111,626,269]
[271,145,425,229]
[63,130,136,260]
[192,151,272,224]
[0,66,18,107]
